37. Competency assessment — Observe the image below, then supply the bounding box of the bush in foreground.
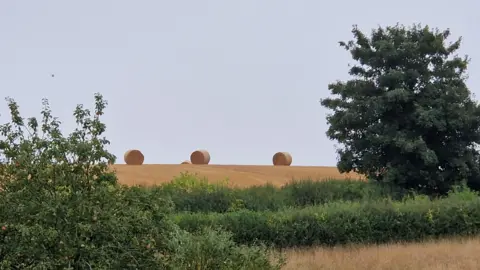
[173,188,480,248]
[0,94,283,269]
[169,227,284,269]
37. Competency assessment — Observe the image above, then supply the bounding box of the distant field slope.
[111,164,363,187]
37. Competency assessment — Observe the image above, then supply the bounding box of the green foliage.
[161,172,230,193]
[281,178,404,207]
[152,174,402,213]
[233,184,285,212]
[0,94,178,268]
[159,172,235,213]
[0,94,280,269]
[173,188,480,248]
[321,24,480,194]
[168,227,284,270]
[0,94,117,191]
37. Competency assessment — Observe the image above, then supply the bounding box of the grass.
[281,237,480,270]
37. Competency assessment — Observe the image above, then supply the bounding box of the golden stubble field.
[282,237,480,270]
[111,164,363,188]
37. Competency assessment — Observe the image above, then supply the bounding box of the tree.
[0,94,177,268]
[321,24,480,194]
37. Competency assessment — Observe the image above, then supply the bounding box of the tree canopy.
[321,24,480,194]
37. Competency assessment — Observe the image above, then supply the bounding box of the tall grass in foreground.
[281,236,480,270]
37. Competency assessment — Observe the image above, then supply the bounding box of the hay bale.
[272,152,292,166]
[124,150,144,165]
[190,149,210,165]
[181,160,191,164]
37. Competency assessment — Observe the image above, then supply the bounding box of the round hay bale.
[124,150,144,165]
[272,152,292,166]
[190,149,210,165]
[181,160,191,164]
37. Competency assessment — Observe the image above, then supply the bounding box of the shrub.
[168,227,284,270]
[0,94,179,268]
[173,188,480,248]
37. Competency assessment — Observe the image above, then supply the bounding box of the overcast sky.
[1,0,478,165]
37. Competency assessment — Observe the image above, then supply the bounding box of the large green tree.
[321,24,480,194]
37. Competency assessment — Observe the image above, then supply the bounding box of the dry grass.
[282,237,480,270]
[110,164,363,188]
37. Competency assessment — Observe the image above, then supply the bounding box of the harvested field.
[111,164,362,188]
[282,237,480,270]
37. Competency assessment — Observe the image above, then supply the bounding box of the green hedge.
[172,189,480,248]
[142,173,404,213]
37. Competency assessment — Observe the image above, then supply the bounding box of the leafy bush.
[168,227,284,270]
[0,94,178,268]
[173,188,480,248]
[0,94,281,269]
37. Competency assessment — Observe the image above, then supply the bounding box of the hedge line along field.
[126,173,406,213]
[172,189,480,248]
[111,164,363,188]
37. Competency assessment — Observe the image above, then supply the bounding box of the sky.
[0,0,479,166]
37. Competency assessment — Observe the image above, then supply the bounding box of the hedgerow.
[139,172,406,214]
[173,187,480,248]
